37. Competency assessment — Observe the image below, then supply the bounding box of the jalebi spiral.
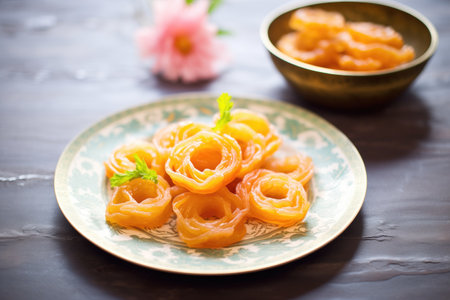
[263,153,314,187]
[106,177,172,228]
[165,131,242,194]
[218,122,265,178]
[227,109,282,159]
[104,141,164,178]
[152,121,211,159]
[172,187,249,248]
[289,7,345,33]
[237,169,309,227]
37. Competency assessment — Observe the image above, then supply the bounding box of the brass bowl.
[260,0,438,110]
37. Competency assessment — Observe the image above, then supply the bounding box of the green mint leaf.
[212,93,233,131]
[133,154,148,174]
[133,154,158,184]
[110,171,138,187]
[208,0,223,14]
[109,155,158,187]
[142,171,158,184]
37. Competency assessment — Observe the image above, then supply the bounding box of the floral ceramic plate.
[54,93,366,275]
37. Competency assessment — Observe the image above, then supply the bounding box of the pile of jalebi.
[103,93,314,248]
[276,8,415,71]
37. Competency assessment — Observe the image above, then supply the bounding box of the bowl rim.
[260,0,439,76]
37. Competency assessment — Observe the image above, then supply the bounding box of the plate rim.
[54,92,367,275]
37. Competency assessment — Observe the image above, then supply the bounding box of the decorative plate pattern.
[54,94,366,275]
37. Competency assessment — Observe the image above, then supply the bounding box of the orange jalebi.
[228,109,282,159]
[337,54,382,71]
[152,121,211,159]
[237,169,309,227]
[277,32,340,68]
[346,22,404,49]
[277,7,415,71]
[104,141,164,178]
[172,187,249,248]
[337,31,415,69]
[262,153,314,187]
[218,122,265,178]
[165,131,242,194]
[289,7,345,34]
[106,177,172,228]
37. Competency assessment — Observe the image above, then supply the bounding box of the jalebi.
[172,187,249,248]
[104,141,164,178]
[218,122,265,178]
[262,153,314,187]
[337,54,382,71]
[228,109,281,159]
[346,22,404,49]
[105,177,172,228]
[237,169,309,227]
[152,121,211,159]
[277,32,339,67]
[337,31,415,69]
[166,131,242,194]
[289,7,345,34]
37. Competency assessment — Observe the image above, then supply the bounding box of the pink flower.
[136,0,227,83]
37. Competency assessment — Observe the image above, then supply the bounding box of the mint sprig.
[212,93,233,131]
[110,154,158,187]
